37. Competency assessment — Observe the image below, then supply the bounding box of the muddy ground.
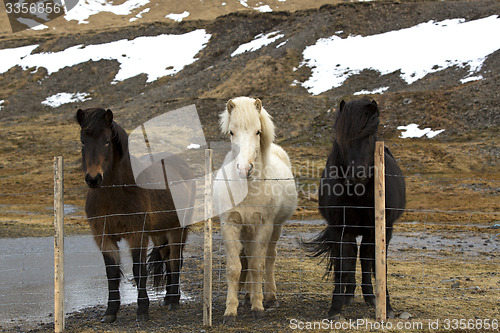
[1,222,499,333]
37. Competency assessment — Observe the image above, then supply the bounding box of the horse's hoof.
[327,309,342,321]
[266,300,280,309]
[168,303,180,311]
[364,296,376,306]
[344,295,354,306]
[330,313,342,321]
[223,315,236,324]
[136,313,149,322]
[251,309,265,319]
[101,314,117,323]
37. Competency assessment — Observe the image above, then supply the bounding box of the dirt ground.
[2,222,498,333]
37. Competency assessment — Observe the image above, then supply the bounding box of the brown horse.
[76,108,194,323]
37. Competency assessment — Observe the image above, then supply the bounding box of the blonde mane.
[219,96,275,161]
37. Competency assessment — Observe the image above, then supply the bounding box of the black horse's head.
[334,99,380,184]
[76,108,126,188]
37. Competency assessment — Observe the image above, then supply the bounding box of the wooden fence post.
[203,149,213,326]
[53,156,65,332]
[374,142,387,321]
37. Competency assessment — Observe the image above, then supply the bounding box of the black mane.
[334,99,380,145]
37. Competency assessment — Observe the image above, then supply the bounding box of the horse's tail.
[147,242,168,288]
[301,226,336,277]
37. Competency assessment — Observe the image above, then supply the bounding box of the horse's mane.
[76,108,129,158]
[334,99,379,145]
[219,97,275,158]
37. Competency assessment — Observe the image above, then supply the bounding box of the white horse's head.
[220,96,275,179]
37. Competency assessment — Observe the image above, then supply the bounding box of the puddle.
[0,235,192,328]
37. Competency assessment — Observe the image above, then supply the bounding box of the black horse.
[305,99,406,319]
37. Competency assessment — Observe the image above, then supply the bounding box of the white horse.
[213,96,298,323]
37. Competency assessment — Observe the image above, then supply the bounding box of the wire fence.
[0,156,499,330]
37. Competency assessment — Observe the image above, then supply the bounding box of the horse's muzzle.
[85,173,103,188]
[236,163,254,179]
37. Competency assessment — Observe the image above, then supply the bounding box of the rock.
[470,286,482,294]
[399,312,411,320]
[391,273,406,278]
[451,281,461,289]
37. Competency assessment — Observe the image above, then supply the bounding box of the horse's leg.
[328,231,356,319]
[264,223,283,308]
[247,212,272,319]
[98,237,121,323]
[239,251,250,306]
[129,235,150,321]
[222,212,243,323]
[164,228,186,310]
[360,235,375,306]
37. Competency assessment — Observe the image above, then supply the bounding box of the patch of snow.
[65,0,150,24]
[276,40,288,48]
[397,124,445,139]
[353,87,389,95]
[42,92,91,108]
[0,45,39,74]
[460,75,483,83]
[187,143,201,150]
[0,100,4,111]
[166,11,190,22]
[130,7,150,22]
[238,0,249,8]
[0,30,211,83]
[301,15,500,95]
[231,31,284,57]
[254,5,272,12]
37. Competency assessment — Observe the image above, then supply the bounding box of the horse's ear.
[368,100,379,115]
[339,100,346,112]
[255,98,262,113]
[104,109,113,126]
[76,109,84,126]
[227,99,236,114]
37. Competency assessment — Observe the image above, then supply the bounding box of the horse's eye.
[105,140,110,146]
[256,130,261,135]
[229,131,234,136]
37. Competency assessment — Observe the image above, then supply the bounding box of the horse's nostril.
[248,163,254,173]
[85,173,103,188]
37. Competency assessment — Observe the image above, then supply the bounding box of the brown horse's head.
[76,108,126,188]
